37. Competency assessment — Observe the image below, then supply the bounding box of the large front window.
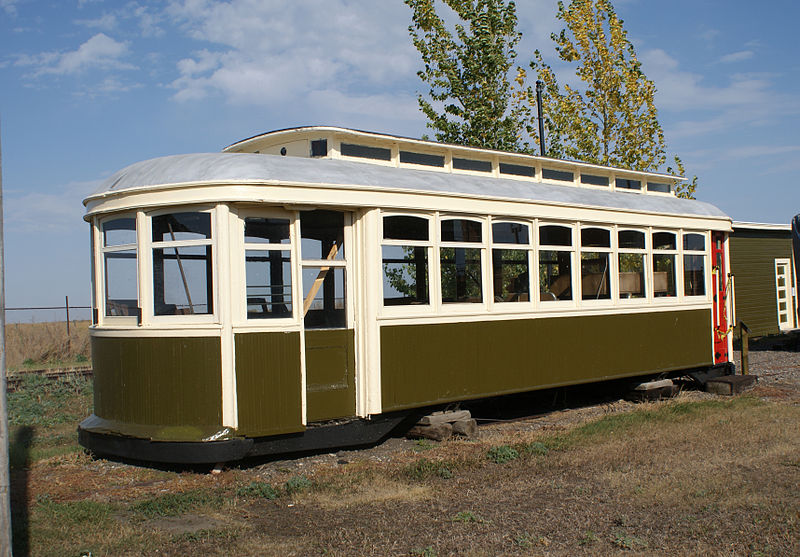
[152,211,213,315]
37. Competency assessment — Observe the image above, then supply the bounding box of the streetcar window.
[653,231,677,298]
[440,218,483,303]
[647,181,671,193]
[452,158,492,172]
[619,230,645,249]
[340,143,391,161]
[542,168,574,182]
[151,211,213,316]
[301,210,345,260]
[618,230,647,299]
[580,227,612,301]
[581,174,609,187]
[539,250,572,301]
[683,233,706,297]
[244,217,293,319]
[492,222,529,244]
[383,215,429,241]
[653,232,676,250]
[382,215,431,307]
[539,225,571,246]
[399,151,445,167]
[581,227,611,248]
[683,233,705,251]
[102,216,138,317]
[499,163,535,177]
[616,178,641,190]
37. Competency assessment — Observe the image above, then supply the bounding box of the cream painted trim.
[375,301,713,327]
[89,326,222,337]
[216,204,237,429]
[84,181,731,232]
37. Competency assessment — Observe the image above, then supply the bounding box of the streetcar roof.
[85,152,729,220]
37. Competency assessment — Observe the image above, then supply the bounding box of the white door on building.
[775,258,796,330]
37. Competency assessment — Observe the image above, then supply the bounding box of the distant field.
[4,320,91,371]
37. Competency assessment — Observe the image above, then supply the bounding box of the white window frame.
[617,228,649,304]
[488,218,534,311]
[681,231,709,300]
[233,207,299,328]
[97,213,140,326]
[537,221,576,306]
[437,214,487,311]
[145,205,219,325]
[578,224,615,305]
[379,211,436,317]
[651,229,679,302]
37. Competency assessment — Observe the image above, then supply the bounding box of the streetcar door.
[300,210,356,422]
[711,231,729,363]
[775,258,796,331]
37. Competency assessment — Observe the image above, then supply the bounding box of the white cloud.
[5,179,101,233]
[19,33,135,76]
[75,14,118,32]
[165,0,419,107]
[719,50,754,64]
[1,0,18,16]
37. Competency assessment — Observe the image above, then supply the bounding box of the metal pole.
[0,115,14,555]
[65,295,70,337]
[535,80,547,157]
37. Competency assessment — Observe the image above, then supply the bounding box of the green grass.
[130,489,224,519]
[236,481,280,500]
[404,458,454,480]
[487,445,519,464]
[8,373,92,427]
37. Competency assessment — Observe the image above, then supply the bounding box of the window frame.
[234,207,299,327]
[651,229,679,301]
[145,205,218,324]
[578,225,614,304]
[617,228,649,303]
[379,212,434,315]
[489,218,534,309]
[97,213,140,326]
[681,231,709,299]
[537,221,576,305]
[438,215,487,309]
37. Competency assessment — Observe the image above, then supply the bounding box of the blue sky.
[1,0,798,317]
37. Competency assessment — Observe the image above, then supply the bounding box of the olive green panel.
[730,233,794,336]
[305,328,356,422]
[91,336,222,441]
[381,309,712,411]
[234,331,304,437]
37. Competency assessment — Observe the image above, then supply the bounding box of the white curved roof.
[86,152,729,219]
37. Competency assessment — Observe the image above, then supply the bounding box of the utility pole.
[535,80,547,157]
[0,116,13,556]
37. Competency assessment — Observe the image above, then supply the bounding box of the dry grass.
[4,320,91,370]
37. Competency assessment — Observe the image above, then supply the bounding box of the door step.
[625,379,679,402]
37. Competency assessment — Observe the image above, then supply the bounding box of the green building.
[730,222,797,336]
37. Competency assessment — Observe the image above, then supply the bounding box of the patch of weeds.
[452,510,484,523]
[411,547,437,557]
[174,528,240,544]
[579,530,598,546]
[487,445,518,464]
[236,481,279,500]
[404,458,453,480]
[414,439,436,451]
[75,354,89,363]
[512,532,533,549]
[130,489,222,519]
[8,373,92,427]
[36,499,113,527]
[284,475,312,495]
[612,532,647,550]
[522,441,549,456]
[22,358,35,367]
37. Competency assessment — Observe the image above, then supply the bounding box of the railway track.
[6,366,93,392]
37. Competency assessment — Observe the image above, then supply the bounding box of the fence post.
[65,295,70,337]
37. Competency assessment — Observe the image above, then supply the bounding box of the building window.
[653,231,677,297]
[580,227,612,300]
[440,218,483,303]
[491,222,530,303]
[382,215,430,306]
[539,224,573,301]
[683,233,706,297]
[151,211,213,315]
[244,217,293,319]
[618,229,646,299]
[101,216,138,317]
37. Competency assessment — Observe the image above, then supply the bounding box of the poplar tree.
[529,0,697,198]
[405,0,525,151]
